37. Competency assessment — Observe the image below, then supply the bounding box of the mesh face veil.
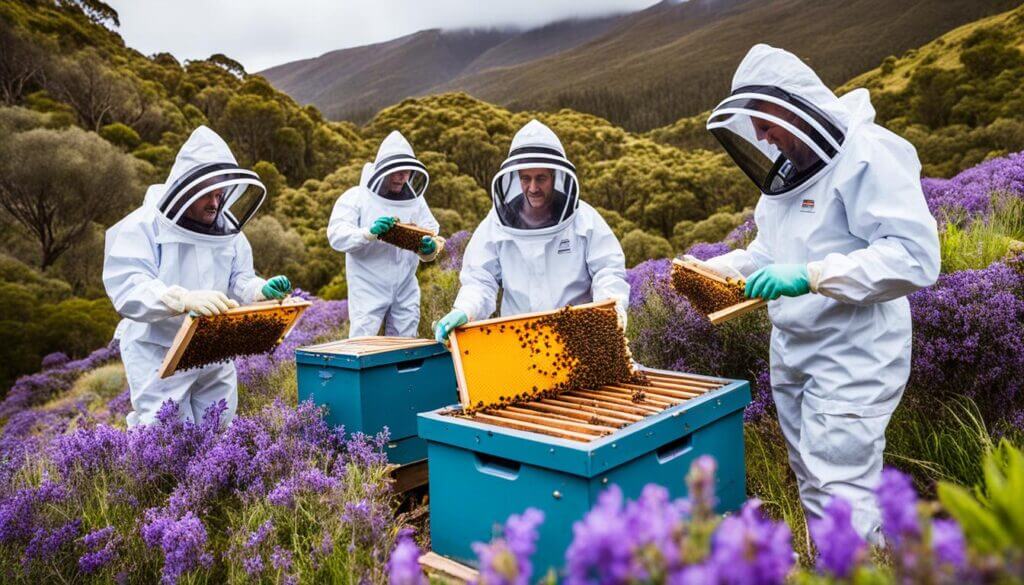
[491,145,579,231]
[707,85,845,196]
[367,153,429,199]
[157,162,266,236]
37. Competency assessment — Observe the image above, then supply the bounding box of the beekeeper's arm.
[807,144,940,304]
[327,189,375,253]
[452,224,501,322]
[587,210,631,327]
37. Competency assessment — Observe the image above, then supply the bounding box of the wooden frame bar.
[158,298,311,379]
[670,258,767,325]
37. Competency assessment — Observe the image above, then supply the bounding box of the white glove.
[162,288,239,316]
[614,302,628,331]
[185,290,238,316]
[682,254,744,281]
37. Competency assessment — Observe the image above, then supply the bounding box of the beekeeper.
[104,126,292,428]
[699,44,940,543]
[327,131,442,338]
[434,119,629,342]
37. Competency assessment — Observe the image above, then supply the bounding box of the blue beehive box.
[418,366,750,576]
[296,337,458,466]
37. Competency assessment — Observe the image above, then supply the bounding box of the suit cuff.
[806,261,823,293]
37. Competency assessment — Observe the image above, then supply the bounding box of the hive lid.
[449,299,625,410]
[295,336,448,369]
[158,298,311,378]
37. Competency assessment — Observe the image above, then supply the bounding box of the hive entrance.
[447,370,727,442]
[670,258,766,325]
[158,299,311,378]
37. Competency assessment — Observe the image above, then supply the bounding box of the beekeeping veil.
[491,119,579,232]
[707,44,848,197]
[155,126,265,240]
[366,131,429,199]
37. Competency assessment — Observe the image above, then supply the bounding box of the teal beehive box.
[418,366,750,576]
[296,337,458,466]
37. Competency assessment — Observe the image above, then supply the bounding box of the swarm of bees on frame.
[458,305,650,416]
[175,313,290,371]
[378,219,432,252]
[670,264,747,315]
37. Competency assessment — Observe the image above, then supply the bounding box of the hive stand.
[158,298,311,379]
[671,258,766,324]
[448,299,619,410]
[419,552,478,584]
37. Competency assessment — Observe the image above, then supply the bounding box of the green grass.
[940,196,1024,272]
[745,422,812,564]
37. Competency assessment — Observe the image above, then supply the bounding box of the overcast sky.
[106,1,662,73]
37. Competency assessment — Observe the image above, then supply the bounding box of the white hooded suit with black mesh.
[103,126,269,428]
[327,131,440,337]
[453,120,629,321]
[704,45,940,543]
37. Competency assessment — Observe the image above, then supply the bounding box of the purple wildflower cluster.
[0,340,120,420]
[441,229,472,272]
[471,507,545,585]
[0,295,398,583]
[907,260,1024,428]
[387,528,426,585]
[921,151,1024,221]
[430,457,983,584]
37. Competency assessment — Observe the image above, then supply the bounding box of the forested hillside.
[3,0,1024,394]
[262,0,1017,131]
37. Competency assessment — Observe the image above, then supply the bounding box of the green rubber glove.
[745,264,810,301]
[434,309,468,343]
[261,275,292,300]
[419,236,437,255]
[369,216,397,236]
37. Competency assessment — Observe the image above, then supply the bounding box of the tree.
[0,126,141,269]
[59,0,121,28]
[46,48,138,131]
[620,228,673,268]
[0,24,49,105]
[219,94,285,165]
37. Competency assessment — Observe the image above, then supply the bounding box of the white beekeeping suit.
[327,131,440,337]
[703,44,940,543]
[103,126,271,428]
[453,119,629,322]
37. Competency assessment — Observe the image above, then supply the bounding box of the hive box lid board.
[417,367,750,477]
[296,337,449,369]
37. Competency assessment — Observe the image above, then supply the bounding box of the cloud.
[106,0,660,72]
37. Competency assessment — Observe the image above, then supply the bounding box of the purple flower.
[876,468,921,545]
[921,152,1024,221]
[40,352,70,369]
[141,510,214,585]
[78,526,120,574]
[441,230,472,272]
[686,241,731,261]
[707,499,793,585]
[388,529,426,585]
[809,498,866,578]
[564,486,633,585]
[472,507,544,585]
[931,519,966,571]
[687,455,717,520]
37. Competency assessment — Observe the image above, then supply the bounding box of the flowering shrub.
[922,151,1024,221]
[907,259,1024,430]
[411,455,1016,584]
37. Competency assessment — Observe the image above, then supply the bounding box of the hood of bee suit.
[491,119,580,235]
[707,44,875,197]
[149,125,266,244]
[365,130,429,198]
